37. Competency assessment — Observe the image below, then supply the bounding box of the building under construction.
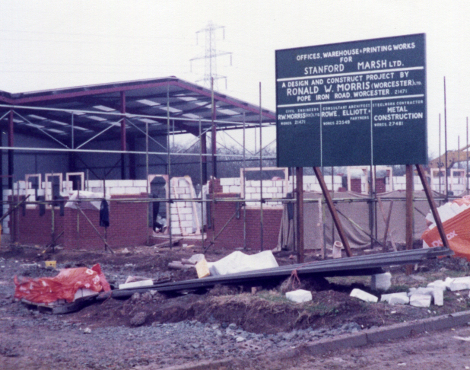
[0,76,464,255]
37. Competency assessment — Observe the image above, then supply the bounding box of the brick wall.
[11,194,148,250]
[9,197,65,245]
[376,178,386,193]
[205,193,282,250]
[351,178,362,193]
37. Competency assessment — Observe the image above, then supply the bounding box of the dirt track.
[1,243,470,369]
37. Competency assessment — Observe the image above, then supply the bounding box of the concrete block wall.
[86,179,148,196]
[170,177,198,235]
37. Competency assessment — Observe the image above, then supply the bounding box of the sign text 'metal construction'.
[275,34,426,167]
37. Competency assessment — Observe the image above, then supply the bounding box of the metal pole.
[167,85,172,249]
[120,91,126,180]
[259,82,263,251]
[146,121,149,245]
[243,112,247,250]
[439,114,441,197]
[199,118,205,249]
[296,167,304,263]
[467,118,469,193]
[444,77,448,201]
[210,77,216,247]
[405,164,413,275]
[8,110,13,191]
[211,78,217,179]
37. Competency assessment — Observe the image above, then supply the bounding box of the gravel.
[0,254,365,368]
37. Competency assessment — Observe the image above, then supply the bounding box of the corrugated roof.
[0,77,275,142]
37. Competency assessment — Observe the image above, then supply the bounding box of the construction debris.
[119,279,154,290]
[195,259,210,279]
[448,277,470,291]
[14,264,110,304]
[169,254,206,270]
[410,294,432,307]
[286,289,313,303]
[207,250,278,276]
[350,288,378,303]
[422,196,470,261]
[371,272,392,291]
[381,292,409,305]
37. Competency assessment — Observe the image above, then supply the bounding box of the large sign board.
[275,34,426,167]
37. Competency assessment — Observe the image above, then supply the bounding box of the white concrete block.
[180,220,192,228]
[449,277,470,291]
[177,179,188,187]
[263,180,273,187]
[124,187,140,194]
[381,292,409,305]
[371,272,392,291]
[87,180,101,187]
[104,180,120,187]
[350,288,378,303]
[427,280,447,292]
[433,288,444,306]
[229,186,240,193]
[110,187,125,195]
[445,277,454,289]
[286,289,313,303]
[410,294,432,307]
[133,180,148,187]
[409,287,435,296]
[74,288,99,300]
[220,178,235,186]
[119,279,153,290]
[3,189,12,196]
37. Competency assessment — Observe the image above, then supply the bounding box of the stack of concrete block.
[243,179,286,207]
[170,177,198,236]
[379,277,470,308]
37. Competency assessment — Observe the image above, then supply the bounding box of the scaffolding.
[0,78,462,256]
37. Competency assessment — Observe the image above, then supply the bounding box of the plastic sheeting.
[208,251,279,276]
[422,196,470,261]
[277,190,435,251]
[14,264,111,304]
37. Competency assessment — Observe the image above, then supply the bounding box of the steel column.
[405,164,414,275]
[8,110,14,190]
[296,167,304,263]
[313,166,352,257]
[120,91,127,179]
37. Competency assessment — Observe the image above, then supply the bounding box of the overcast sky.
[1,0,469,159]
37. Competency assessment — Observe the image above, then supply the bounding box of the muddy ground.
[1,242,470,369]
